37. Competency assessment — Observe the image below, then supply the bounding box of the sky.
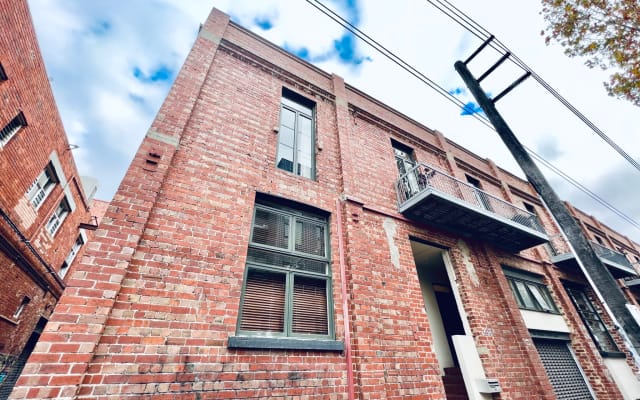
[26,0,640,243]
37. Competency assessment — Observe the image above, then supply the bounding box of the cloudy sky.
[26,0,640,242]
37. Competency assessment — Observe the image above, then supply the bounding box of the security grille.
[534,339,593,400]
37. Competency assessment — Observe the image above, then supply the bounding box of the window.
[46,198,71,236]
[276,89,315,179]
[26,162,58,209]
[504,269,558,313]
[594,236,604,245]
[1,111,27,146]
[565,286,620,355]
[0,62,7,80]
[13,296,30,319]
[59,235,84,279]
[237,200,332,339]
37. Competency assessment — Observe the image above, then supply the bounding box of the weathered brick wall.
[11,5,629,400]
[0,0,92,387]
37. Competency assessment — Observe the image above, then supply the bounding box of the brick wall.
[11,6,630,399]
[0,0,92,395]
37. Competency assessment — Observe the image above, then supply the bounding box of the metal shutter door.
[534,339,594,400]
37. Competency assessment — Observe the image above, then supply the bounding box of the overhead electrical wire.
[425,0,640,173]
[305,0,640,232]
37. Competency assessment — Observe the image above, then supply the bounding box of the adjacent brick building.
[11,6,640,399]
[0,0,96,397]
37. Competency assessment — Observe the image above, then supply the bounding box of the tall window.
[237,199,332,338]
[59,235,85,279]
[1,111,27,146]
[565,286,620,355]
[46,198,71,236]
[26,162,58,209]
[393,140,419,198]
[504,269,558,313]
[276,89,315,179]
[13,296,30,319]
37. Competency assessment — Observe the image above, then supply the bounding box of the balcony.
[395,163,548,252]
[548,236,638,278]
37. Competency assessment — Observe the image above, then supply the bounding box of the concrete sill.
[228,336,344,351]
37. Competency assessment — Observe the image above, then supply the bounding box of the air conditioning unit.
[476,378,501,394]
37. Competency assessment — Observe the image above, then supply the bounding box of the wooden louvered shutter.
[292,275,328,335]
[240,269,286,333]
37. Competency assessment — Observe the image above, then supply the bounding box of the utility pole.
[454,36,640,354]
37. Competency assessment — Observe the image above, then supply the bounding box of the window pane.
[277,144,294,173]
[280,107,296,129]
[292,275,328,335]
[247,247,327,275]
[568,288,619,353]
[514,281,536,309]
[295,219,325,257]
[252,208,290,249]
[528,285,554,312]
[240,269,286,333]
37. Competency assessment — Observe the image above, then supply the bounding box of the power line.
[305,0,640,233]
[425,0,640,173]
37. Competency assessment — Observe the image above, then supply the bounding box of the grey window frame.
[504,268,559,313]
[46,197,71,236]
[236,202,334,340]
[27,162,59,209]
[276,90,316,179]
[565,286,623,356]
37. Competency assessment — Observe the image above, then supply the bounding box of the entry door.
[394,145,418,197]
[534,339,594,399]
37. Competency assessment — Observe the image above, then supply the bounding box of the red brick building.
[11,7,640,399]
[0,0,95,397]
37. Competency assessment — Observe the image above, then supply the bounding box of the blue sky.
[26,0,640,241]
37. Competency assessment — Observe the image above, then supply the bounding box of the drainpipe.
[336,199,355,400]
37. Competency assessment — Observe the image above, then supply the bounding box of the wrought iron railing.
[395,163,546,235]
[590,241,633,268]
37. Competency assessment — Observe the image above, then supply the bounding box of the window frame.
[275,89,316,180]
[236,202,334,341]
[46,197,71,236]
[60,234,85,279]
[504,268,560,314]
[27,162,59,209]
[565,285,623,356]
[1,111,27,147]
[13,296,30,319]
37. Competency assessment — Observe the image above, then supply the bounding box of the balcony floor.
[399,189,548,253]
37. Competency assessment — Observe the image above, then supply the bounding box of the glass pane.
[296,116,313,178]
[247,247,327,274]
[294,219,326,257]
[292,275,328,335]
[514,280,536,309]
[252,208,290,249]
[280,107,296,129]
[279,126,295,148]
[240,269,286,333]
[528,285,554,311]
[277,144,294,172]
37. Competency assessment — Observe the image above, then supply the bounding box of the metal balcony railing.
[395,163,546,235]
[590,241,633,269]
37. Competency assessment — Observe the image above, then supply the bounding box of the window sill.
[228,336,344,351]
[600,350,626,359]
[0,314,18,326]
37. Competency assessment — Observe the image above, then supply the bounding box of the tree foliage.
[541,0,640,106]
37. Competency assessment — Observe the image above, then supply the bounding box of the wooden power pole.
[455,37,640,354]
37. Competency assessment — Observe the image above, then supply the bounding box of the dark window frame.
[504,268,560,314]
[0,62,7,81]
[235,201,335,342]
[565,285,623,356]
[275,88,316,180]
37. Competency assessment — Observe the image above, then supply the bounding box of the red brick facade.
[0,0,94,396]
[11,6,640,399]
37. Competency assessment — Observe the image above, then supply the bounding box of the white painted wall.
[604,357,640,400]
